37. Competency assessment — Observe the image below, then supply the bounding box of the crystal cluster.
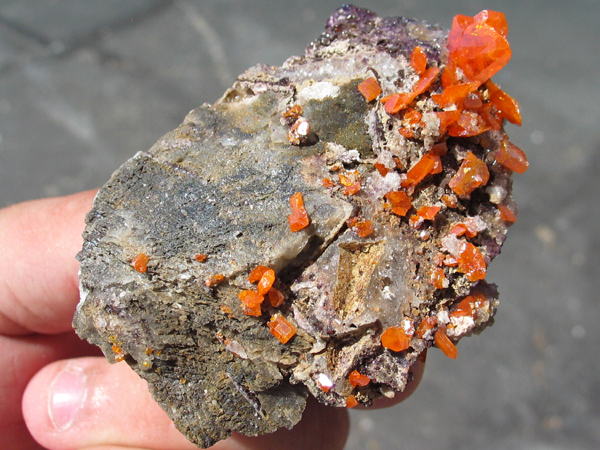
[74,6,526,448]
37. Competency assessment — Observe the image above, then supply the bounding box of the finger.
[23,357,349,450]
[1,332,100,450]
[0,190,97,335]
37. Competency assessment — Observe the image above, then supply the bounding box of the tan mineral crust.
[74,5,527,448]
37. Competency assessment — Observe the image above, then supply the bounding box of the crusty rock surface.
[75,5,516,447]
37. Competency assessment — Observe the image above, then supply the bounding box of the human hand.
[1,190,424,450]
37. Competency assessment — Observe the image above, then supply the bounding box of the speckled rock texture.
[74,5,515,447]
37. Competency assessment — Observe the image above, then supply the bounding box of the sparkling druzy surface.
[74,5,526,448]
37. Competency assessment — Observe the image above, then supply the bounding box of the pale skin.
[0,190,424,450]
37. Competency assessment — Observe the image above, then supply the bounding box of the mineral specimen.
[74,5,527,448]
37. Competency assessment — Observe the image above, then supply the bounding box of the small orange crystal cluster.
[237,265,295,344]
[357,10,529,361]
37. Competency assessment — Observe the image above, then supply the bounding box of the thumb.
[23,357,349,450]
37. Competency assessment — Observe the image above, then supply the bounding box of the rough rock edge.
[74,5,513,447]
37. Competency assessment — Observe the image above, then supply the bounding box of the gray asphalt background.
[1,1,598,449]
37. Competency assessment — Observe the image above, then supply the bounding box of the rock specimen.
[74,5,528,448]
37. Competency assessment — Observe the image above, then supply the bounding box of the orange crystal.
[457,242,487,281]
[447,10,511,84]
[205,274,225,287]
[346,395,359,408]
[381,326,410,352]
[478,102,503,131]
[257,268,276,296]
[267,314,297,344]
[485,80,521,126]
[358,77,382,102]
[449,151,490,197]
[450,223,468,237]
[416,316,438,339]
[434,329,458,359]
[429,267,448,289]
[111,344,125,362]
[410,205,441,228]
[442,194,458,209]
[344,182,361,196]
[474,9,509,38]
[463,91,484,109]
[495,139,529,173]
[322,177,335,188]
[498,204,517,222]
[413,67,440,96]
[384,190,412,216]
[432,82,476,107]
[374,162,390,177]
[451,220,479,238]
[349,370,371,387]
[450,295,476,318]
[131,253,149,273]
[430,142,448,156]
[410,46,428,75]
[399,127,415,139]
[436,110,461,135]
[383,67,440,115]
[248,265,270,283]
[402,153,442,188]
[383,92,414,114]
[418,205,441,220]
[448,110,491,137]
[195,253,207,262]
[403,108,423,125]
[267,287,285,308]
[347,217,374,237]
[288,192,310,232]
[239,289,264,316]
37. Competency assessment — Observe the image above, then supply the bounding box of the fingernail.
[49,366,87,431]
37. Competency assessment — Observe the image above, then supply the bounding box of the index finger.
[0,190,97,336]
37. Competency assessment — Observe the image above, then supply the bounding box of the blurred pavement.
[1,1,599,449]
